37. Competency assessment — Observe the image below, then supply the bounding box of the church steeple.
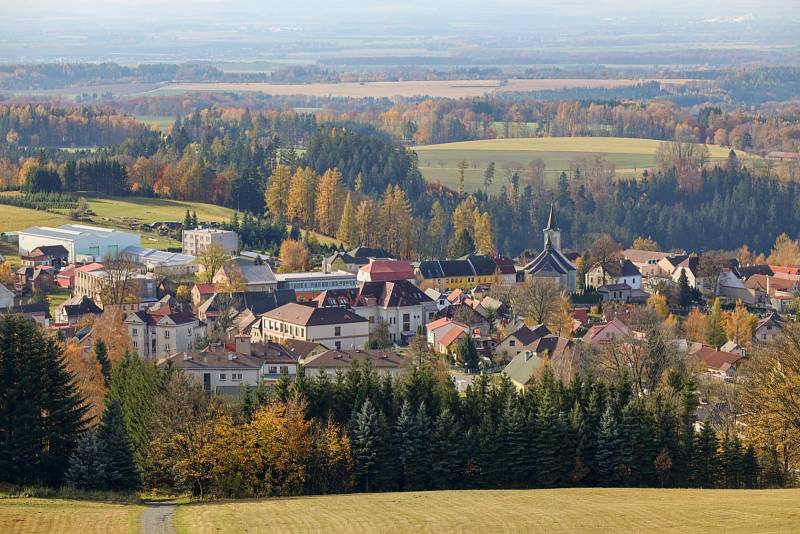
[543,203,562,251]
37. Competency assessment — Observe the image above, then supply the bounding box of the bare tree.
[196,243,230,283]
[99,255,141,307]
[587,234,622,284]
[513,278,564,325]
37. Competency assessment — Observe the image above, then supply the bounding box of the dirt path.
[141,501,176,534]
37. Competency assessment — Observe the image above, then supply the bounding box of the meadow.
[414,137,738,192]
[149,78,692,99]
[172,488,800,534]
[0,498,142,534]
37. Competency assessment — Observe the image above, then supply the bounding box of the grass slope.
[173,488,800,534]
[414,137,737,193]
[0,498,142,534]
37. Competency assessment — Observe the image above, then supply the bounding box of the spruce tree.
[534,393,563,487]
[351,399,380,492]
[431,409,464,490]
[183,209,192,230]
[395,400,418,491]
[503,401,531,487]
[410,402,432,490]
[741,445,759,489]
[94,339,112,387]
[719,433,743,489]
[66,429,109,490]
[595,406,622,485]
[693,420,719,488]
[458,336,480,373]
[0,315,88,486]
[97,397,139,491]
[191,211,198,228]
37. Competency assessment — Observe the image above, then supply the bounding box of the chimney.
[182,352,191,361]
[767,275,771,296]
[227,352,237,361]
[235,335,251,356]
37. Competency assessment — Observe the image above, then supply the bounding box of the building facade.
[182,228,238,256]
[257,302,369,350]
[19,224,140,263]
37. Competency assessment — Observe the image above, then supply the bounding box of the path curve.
[141,501,176,534]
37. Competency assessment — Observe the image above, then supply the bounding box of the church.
[522,204,577,293]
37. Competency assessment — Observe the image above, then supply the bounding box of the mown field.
[0,498,142,534]
[150,78,694,99]
[414,137,738,192]
[173,488,800,534]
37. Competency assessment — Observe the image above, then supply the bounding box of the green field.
[173,488,800,534]
[0,498,142,534]
[414,137,738,193]
[134,115,175,131]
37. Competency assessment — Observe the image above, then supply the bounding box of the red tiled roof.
[769,265,800,276]
[438,326,467,349]
[359,259,414,281]
[426,317,453,331]
[572,308,590,326]
[694,346,743,370]
[194,283,216,294]
[745,274,794,292]
[77,262,104,273]
[447,288,463,303]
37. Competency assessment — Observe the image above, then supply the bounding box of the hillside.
[414,137,739,193]
[173,488,800,534]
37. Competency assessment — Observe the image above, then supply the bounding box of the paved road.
[141,501,176,534]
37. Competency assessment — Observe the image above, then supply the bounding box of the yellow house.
[416,254,508,291]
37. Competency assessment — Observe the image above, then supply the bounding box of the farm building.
[19,224,140,263]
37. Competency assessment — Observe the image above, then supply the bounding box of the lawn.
[0,498,142,534]
[0,205,74,234]
[134,115,175,131]
[84,195,235,225]
[414,137,739,193]
[173,488,800,534]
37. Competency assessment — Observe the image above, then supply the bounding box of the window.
[220,373,227,381]
[334,326,341,336]
[335,341,341,350]
[164,330,170,339]
[133,340,138,348]
[509,340,516,347]
[132,328,138,336]
[268,366,278,374]
[280,365,289,374]
[233,373,242,381]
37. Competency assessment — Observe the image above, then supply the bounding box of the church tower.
[543,203,562,251]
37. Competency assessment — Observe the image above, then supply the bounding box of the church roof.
[523,234,575,276]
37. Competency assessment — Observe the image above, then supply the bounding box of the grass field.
[173,488,800,534]
[0,498,142,534]
[134,115,175,131]
[414,137,738,192]
[150,78,695,99]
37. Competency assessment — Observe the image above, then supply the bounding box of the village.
[0,203,784,426]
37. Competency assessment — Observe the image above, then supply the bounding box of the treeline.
[0,104,146,147]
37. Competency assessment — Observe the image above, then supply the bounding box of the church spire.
[545,202,555,231]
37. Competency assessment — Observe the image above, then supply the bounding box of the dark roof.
[250,342,299,364]
[465,255,497,277]
[3,302,51,319]
[738,265,774,279]
[490,254,517,275]
[62,296,102,317]
[510,323,551,345]
[263,302,368,326]
[304,349,406,370]
[757,312,784,331]
[31,245,69,257]
[439,260,475,277]
[358,280,433,308]
[127,310,197,326]
[599,283,632,292]
[283,339,326,359]
[350,246,395,260]
[529,335,573,359]
[204,289,296,315]
[620,259,641,277]
[523,244,575,276]
[437,303,487,326]
[417,260,446,279]
[314,288,360,308]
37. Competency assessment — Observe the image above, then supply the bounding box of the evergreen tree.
[108,351,162,479]
[595,406,623,485]
[191,211,198,228]
[93,339,112,387]
[395,400,417,491]
[65,429,109,490]
[457,336,480,373]
[97,397,139,491]
[183,209,192,230]
[431,409,464,489]
[484,161,495,189]
[535,393,565,487]
[336,192,357,246]
[719,433,743,489]
[502,401,531,487]
[741,445,759,489]
[706,298,727,348]
[693,420,719,488]
[351,399,381,492]
[275,368,292,403]
[0,315,88,486]
[676,268,691,308]
[448,228,475,258]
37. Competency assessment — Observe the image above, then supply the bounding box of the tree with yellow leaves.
[724,300,758,345]
[355,199,380,248]
[546,294,574,337]
[684,307,707,343]
[196,243,230,283]
[648,293,669,319]
[278,239,310,273]
[767,233,800,266]
[632,236,660,251]
[740,323,800,480]
[264,163,292,218]
[286,167,317,229]
[379,185,415,258]
[0,261,14,288]
[336,192,357,246]
[473,212,494,253]
[314,168,345,236]
[451,196,477,238]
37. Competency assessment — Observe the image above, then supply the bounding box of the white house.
[585,259,642,290]
[162,350,262,393]
[121,246,197,276]
[126,307,205,359]
[0,284,14,309]
[19,224,140,263]
[181,228,238,256]
[302,349,408,379]
[258,302,369,350]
